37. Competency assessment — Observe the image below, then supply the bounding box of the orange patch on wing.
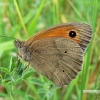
[26,26,81,45]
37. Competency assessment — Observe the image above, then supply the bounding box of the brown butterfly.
[14,22,92,87]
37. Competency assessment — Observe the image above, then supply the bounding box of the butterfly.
[14,22,92,87]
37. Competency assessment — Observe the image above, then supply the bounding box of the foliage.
[0,0,100,100]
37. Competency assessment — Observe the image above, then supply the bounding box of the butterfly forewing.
[26,23,92,52]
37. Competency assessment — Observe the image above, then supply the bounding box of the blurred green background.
[0,0,100,100]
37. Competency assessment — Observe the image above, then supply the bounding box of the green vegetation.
[0,0,100,100]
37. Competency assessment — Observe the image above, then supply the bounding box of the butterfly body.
[14,22,92,87]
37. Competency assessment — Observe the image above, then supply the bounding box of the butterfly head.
[14,40,31,61]
[14,39,25,48]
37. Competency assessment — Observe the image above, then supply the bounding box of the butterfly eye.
[69,31,76,38]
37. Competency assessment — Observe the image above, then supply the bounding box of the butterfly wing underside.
[29,37,83,87]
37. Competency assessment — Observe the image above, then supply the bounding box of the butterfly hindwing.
[28,37,83,87]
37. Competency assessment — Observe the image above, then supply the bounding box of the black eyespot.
[64,51,67,53]
[69,31,76,38]
[62,69,64,72]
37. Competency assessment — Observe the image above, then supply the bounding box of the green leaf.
[27,95,35,100]
[1,68,10,75]
[46,91,53,98]
[30,78,44,86]
[9,56,15,72]
[16,78,23,84]
[22,70,34,79]
[0,92,9,98]
[37,88,47,93]
[50,85,59,91]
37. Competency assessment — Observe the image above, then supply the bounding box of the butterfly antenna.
[0,35,16,40]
